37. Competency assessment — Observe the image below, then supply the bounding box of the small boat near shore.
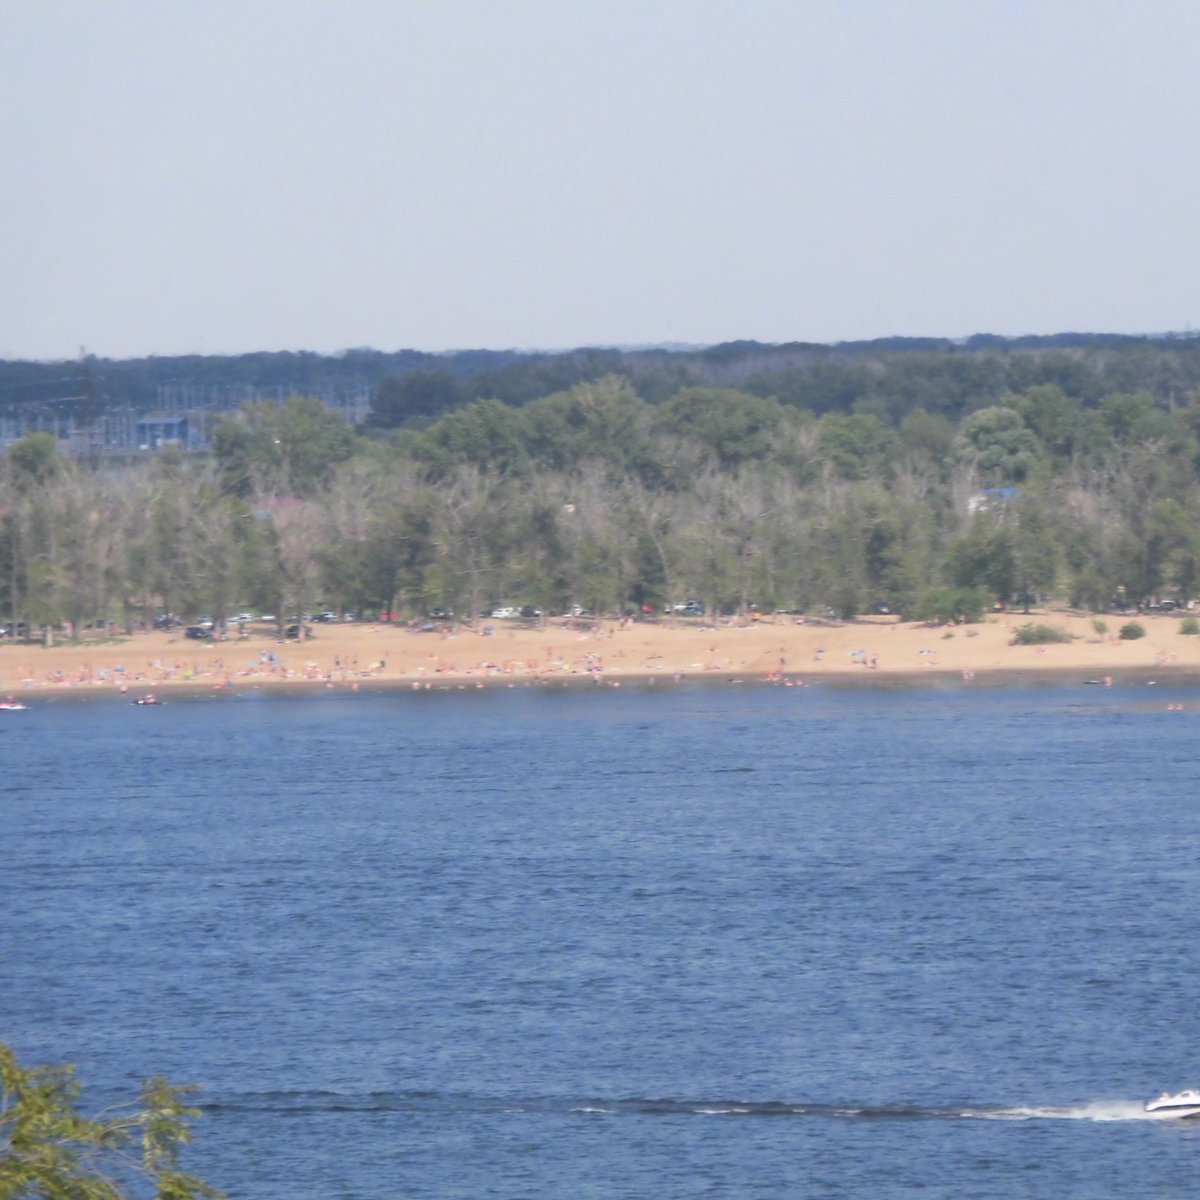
[0,699,27,710]
[1145,1089,1200,1117]
[132,694,163,706]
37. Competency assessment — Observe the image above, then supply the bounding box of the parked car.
[491,606,518,619]
[312,611,339,623]
[285,624,314,639]
[184,626,212,640]
[673,601,705,616]
[427,608,454,621]
[519,605,541,619]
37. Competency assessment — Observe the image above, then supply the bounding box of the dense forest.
[5,331,1200,420]
[4,332,1200,637]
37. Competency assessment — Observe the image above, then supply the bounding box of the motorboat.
[0,699,26,710]
[1145,1089,1200,1117]
[132,694,163,706]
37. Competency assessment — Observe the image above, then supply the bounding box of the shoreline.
[4,668,1198,706]
[3,611,1200,699]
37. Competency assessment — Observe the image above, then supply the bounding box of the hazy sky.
[4,0,1199,361]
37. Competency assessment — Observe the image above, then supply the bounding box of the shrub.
[1092,618,1108,636]
[905,587,989,624]
[1012,622,1072,645]
[1180,616,1200,636]
[1119,621,1146,640]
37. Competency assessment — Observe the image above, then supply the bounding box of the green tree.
[906,586,990,623]
[809,505,868,618]
[897,408,954,469]
[506,482,571,617]
[953,406,1038,483]
[557,464,636,617]
[861,493,929,613]
[185,487,251,632]
[430,467,511,619]
[6,433,63,486]
[371,485,440,617]
[618,478,685,613]
[1098,391,1168,443]
[212,397,356,498]
[253,496,326,639]
[1008,385,1084,460]
[816,413,897,479]
[410,399,529,478]
[945,510,1017,601]
[1009,494,1059,609]
[134,454,198,622]
[1145,497,1197,599]
[0,1042,222,1199]
[368,372,462,429]
[520,377,653,474]
[2,436,70,638]
[651,388,789,469]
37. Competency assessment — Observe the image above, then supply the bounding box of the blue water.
[4,683,1200,1196]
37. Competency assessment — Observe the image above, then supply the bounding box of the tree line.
[6,331,1200,424]
[4,365,1200,639]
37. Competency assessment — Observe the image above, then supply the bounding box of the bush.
[1092,618,1108,636]
[1119,621,1146,640]
[905,587,989,624]
[1012,622,1072,645]
[1180,616,1200,636]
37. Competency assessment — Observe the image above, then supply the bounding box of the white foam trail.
[570,1107,615,1114]
[981,1100,1170,1122]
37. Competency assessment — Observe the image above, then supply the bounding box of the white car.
[491,606,518,619]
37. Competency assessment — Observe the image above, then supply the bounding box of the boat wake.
[199,1090,1191,1123]
[981,1100,1175,1122]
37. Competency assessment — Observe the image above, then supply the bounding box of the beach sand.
[0,611,1197,697]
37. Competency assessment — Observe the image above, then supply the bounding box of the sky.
[3,0,1200,361]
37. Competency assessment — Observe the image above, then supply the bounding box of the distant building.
[135,412,205,450]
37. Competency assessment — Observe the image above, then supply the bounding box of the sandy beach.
[1,611,1198,698]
